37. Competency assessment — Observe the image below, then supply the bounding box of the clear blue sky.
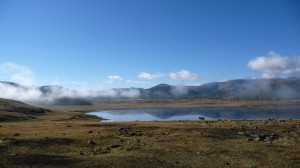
[0,0,300,89]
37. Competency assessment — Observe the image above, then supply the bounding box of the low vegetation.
[0,98,300,167]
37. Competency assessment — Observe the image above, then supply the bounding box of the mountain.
[141,77,300,99]
[0,98,50,121]
[39,85,77,97]
[1,77,300,102]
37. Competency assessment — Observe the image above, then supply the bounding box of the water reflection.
[87,106,300,122]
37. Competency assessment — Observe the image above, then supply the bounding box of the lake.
[86,106,300,122]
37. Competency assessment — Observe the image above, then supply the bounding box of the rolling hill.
[0,98,50,121]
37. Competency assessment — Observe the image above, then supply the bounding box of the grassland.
[0,99,300,168]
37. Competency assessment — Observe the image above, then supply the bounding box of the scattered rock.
[1,138,18,143]
[239,132,279,142]
[117,127,129,134]
[133,138,141,142]
[87,140,96,145]
[143,132,154,137]
[247,138,254,141]
[160,132,169,136]
[199,117,205,120]
[92,146,110,154]
[248,163,256,168]
[110,144,121,148]
[224,161,230,165]
[254,137,261,141]
[290,132,298,137]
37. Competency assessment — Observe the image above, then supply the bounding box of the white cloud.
[0,82,42,102]
[138,72,165,80]
[0,62,36,85]
[248,51,300,78]
[106,75,123,83]
[169,69,199,81]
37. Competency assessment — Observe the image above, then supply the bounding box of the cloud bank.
[248,51,300,78]
[169,70,199,81]
[0,62,36,85]
[138,72,165,80]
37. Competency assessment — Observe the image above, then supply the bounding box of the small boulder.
[110,144,121,148]
[87,140,96,145]
[199,116,205,120]
[1,138,18,143]
[224,161,230,165]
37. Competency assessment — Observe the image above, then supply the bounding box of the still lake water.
[86,106,300,122]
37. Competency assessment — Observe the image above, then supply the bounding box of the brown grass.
[0,99,300,167]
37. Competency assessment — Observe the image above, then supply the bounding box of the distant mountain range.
[140,77,300,99]
[1,77,300,104]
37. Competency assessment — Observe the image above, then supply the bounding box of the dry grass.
[1,99,300,167]
[0,119,300,168]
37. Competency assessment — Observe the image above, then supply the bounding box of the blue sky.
[0,0,300,89]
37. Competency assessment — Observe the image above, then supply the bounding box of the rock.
[247,138,254,141]
[110,144,121,148]
[239,132,250,136]
[1,138,18,143]
[254,137,261,141]
[92,146,109,154]
[290,132,298,137]
[143,132,154,137]
[296,125,300,129]
[199,117,205,120]
[87,140,96,145]
[253,126,258,130]
[118,127,129,134]
[224,161,230,165]
[248,163,256,168]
